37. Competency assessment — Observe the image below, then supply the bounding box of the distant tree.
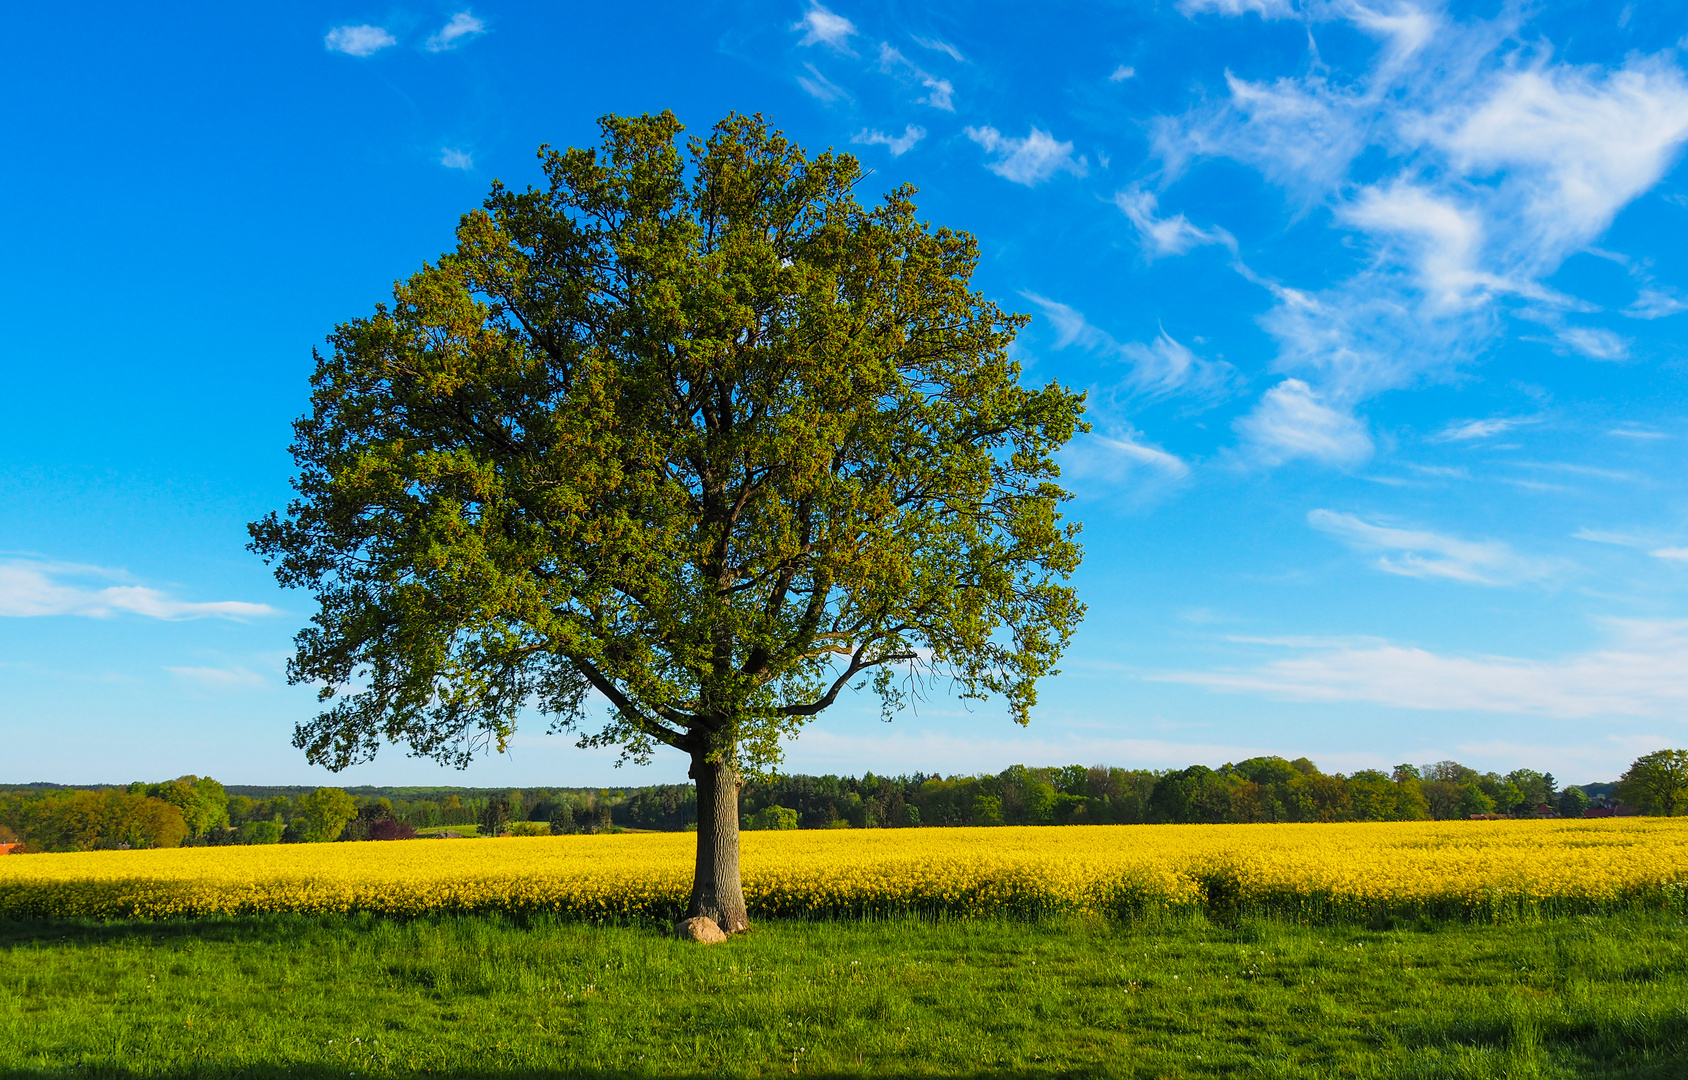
[1457,784,1496,817]
[745,805,799,830]
[249,111,1086,932]
[549,800,575,834]
[244,819,284,844]
[1616,749,1688,816]
[367,818,418,841]
[22,792,187,851]
[1556,786,1591,818]
[1424,761,1478,785]
[295,787,358,842]
[142,776,230,838]
[480,796,512,836]
[1392,764,1422,782]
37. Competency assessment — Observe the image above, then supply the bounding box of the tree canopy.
[251,111,1087,928]
[1617,749,1688,816]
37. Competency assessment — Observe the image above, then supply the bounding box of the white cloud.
[793,4,856,52]
[1433,416,1532,441]
[1626,288,1688,318]
[425,11,486,52]
[1608,427,1667,439]
[1023,293,1235,401]
[851,125,925,157]
[1064,427,1191,484]
[0,560,275,620]
[912,36,963,62]
[1150,11,1688,464]
[1155,618,1688,719]
[1337,181,1489,308]
[167,666,267,690]
[964,126,1086,186]
[1651,547,1688,562]
[796,63,849,103]
[440,148,473,170]
[1233,379,1373,467]
[324,25,395,57]
[1556,326,1630,360]
[878,44,955,111]
[1308,509,1559,585]
[1178,0,1296,16]
[1109,65,1136,82]
[1113,186,1233,257]
[1428,58,1688,272]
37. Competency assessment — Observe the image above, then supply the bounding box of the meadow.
[3,911,1687,1078]
[4,820,1687,1078]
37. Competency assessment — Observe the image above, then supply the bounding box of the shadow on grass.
[0,1071,1085,1080]
[0,912,667,949]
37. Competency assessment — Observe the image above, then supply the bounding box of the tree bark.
[688,750,749,932]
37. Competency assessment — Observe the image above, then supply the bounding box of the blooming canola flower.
[1,820,1684,923]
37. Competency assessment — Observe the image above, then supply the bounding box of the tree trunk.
[688,750,749,932]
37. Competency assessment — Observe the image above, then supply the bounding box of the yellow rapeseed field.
[2,820,1685,923]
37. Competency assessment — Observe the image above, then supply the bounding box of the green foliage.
[743,805,798,830]
[136,776,229,838]
[480,797,512,836]
[1557,786,1592,818]
[0,791,187,852]
[1616,748,1688,816]
[239,820,284,845]
[1459,784,1498,817]
[250,110,1087,779]
[504,821,550,837]
[293,787,357,843]
[4,913,1687,1078]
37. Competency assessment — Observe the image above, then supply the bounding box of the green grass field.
[2,912,1685,1079]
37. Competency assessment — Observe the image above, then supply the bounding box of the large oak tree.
[251,113,1087,931]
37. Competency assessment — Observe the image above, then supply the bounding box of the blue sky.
[4,0,1687,787]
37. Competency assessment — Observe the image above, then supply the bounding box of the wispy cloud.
[1626,288,1688,319]
[440,148,473,170]
[912,36,963,62]
[851,125,925,157]
[792,4,856,53]
[1113,186,1233,257]
[1574,528,1688,563]
[964,126,1086,186]
[1151,6,1688,464]
[1063,426,1191,484]
[1022,293,1235,401]
[878,44,954,110]
[1233,379,1373,467]
[1109,65,1136,82]
[796,63,849,103]
[1433,416,1534,441]
[1555,325,1631,361]
[324,25,395,57]
[425,11,485,52]
[0,559,276,620]
[1308,509,1559,585]
[1156,618,1688,719]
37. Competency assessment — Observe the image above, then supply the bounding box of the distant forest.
[0,757,1624,853]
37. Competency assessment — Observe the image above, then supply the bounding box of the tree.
[294,787,357,842]
[1616,749,1688,816]
[1556,786,1591,818]
[250,112,1086,932]
[480,796,512,836]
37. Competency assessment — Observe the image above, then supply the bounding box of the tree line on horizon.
[4,750,1684,854]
